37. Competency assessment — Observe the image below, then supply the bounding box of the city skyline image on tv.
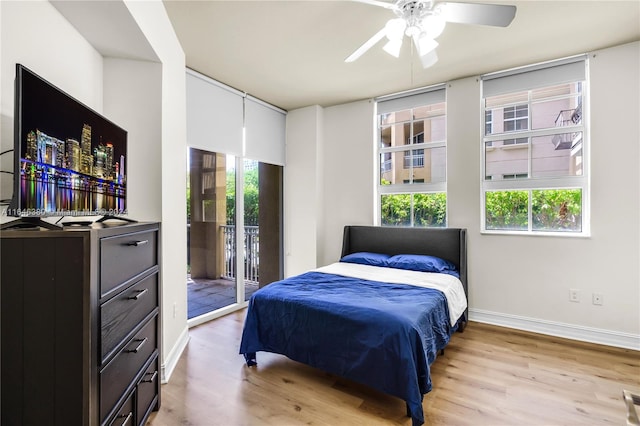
[16,64,127,216]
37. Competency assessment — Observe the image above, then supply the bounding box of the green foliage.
[381,192,446,227]
[485,189,582,231]
[226,167,235,223]
[485,190,528,230]
[186,185,191,220]
[414,193,447,227]
[226,167,259,226]
[244,181,259,226]
[532,189,582,231]
[381,194,411,226]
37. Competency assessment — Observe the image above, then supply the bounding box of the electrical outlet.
[570,288,580,302]
[592,293,603,306]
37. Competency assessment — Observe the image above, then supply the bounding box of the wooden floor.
[147,310,639,425]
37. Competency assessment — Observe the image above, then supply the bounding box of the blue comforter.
[239,271,456,426]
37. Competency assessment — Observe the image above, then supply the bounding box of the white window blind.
[482,56,586,97]
[377,86,446,114]
[244,95,286,166]
[186,69,243,156]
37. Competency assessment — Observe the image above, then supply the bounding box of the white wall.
[286,41,640,349]
[103,58,162,223]
[0,0,103,212]
[1,0,190,379]
[284,105,323,276]
[466,43,639,347]
[319,100,375,267]
[119,0,189,381]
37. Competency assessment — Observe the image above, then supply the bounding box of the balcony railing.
[221,225,259,284]
[555,107,581,127]
[403,151,424,168]
[553,106,582,150]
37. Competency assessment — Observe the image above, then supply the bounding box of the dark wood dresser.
[1,222,161,425]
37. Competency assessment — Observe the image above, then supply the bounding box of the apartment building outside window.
[481,56,588,234]
[377,86,447,227]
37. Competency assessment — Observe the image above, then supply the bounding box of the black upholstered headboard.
[341,225,468,320]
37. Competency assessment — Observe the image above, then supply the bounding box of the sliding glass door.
[187,148,282,325]
[187,149,237,320]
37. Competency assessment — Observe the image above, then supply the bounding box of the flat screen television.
[3,64,129,229]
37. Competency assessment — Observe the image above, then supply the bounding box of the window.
[502,173,528,179]
[503,104,528,131]
[185,70,285,324]
[485,110,493,135]
[481,57,588,234]
[377,87,447,227]
[503,137,528,146]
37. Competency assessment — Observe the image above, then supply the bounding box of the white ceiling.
[164,0,639,111]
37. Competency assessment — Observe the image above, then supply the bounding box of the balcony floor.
[187,275,258,319]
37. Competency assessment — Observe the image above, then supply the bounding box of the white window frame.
[480,56,590,236]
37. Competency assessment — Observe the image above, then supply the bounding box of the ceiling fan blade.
[438,2,516,27]
[345,28,387,62]
[349,0,397,10]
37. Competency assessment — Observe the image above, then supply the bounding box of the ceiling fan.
[345,0,516,68]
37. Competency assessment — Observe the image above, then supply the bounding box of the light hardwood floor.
[147,310,639,425]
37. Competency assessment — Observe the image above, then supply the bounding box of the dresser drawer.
[101,316,157,424]
[107,392,134,426]
[101,274,158,362]
[136,356,159,426]
[100,230,157,297]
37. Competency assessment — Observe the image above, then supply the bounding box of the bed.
[239,225,468,426]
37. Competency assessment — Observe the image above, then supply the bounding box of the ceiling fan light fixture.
[421,13,446,39]
[384,18,406,40]
[405,25,421,38]
[383,38,403,57]
[416,34,438,56]
[345,0,517,66]
[419,49,438,69]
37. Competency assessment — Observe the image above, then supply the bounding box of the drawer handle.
[142,370,158,383]
[128,288,149,300]
[126,337,148,353]
[127,240,149,247]
[117,412,133,426]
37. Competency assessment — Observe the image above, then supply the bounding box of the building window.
[377,87,447,227]
[481,56,588,234]
[502,173,528,179]
[503,104,528,132]
[485,110,493,135]
[503,137,528,146]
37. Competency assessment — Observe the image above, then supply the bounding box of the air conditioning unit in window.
[552,132,582,151]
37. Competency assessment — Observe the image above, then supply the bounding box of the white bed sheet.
[313,262,467,326]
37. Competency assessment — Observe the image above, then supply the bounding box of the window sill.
[480,229,591,238]
[500,144,528,150]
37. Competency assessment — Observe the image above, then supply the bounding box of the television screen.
[11,64,127,218]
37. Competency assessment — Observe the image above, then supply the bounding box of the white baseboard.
[469,308,640,351]
[161,325,190,384]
